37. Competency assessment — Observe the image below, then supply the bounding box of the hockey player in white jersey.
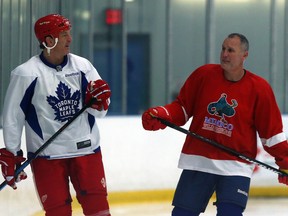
[0,14,111,216]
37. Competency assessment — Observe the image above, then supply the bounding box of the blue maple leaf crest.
[47,82,81,122]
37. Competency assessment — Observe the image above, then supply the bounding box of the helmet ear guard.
[42,38,59,55]
[34,14,71,54]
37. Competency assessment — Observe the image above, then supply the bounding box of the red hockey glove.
[142,106,172,131]
[85,79,111,111]
[276,157,288,186]
[278,170,288,186]
[0,148,26,190]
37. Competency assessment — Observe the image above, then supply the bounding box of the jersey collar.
[40,52,68,72]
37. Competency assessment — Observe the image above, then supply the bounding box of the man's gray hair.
[228,33,249,51]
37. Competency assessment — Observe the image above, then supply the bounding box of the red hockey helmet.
[34,14,71,43]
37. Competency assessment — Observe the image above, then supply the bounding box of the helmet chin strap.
[42,38,59,56]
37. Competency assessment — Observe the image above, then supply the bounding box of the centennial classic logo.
[47,82,81,122]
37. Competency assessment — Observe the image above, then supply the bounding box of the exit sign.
[106,9,122,25]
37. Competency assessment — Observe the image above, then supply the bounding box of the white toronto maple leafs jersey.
[3,52,108,159]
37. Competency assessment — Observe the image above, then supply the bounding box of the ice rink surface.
[1,191,288,216]
[59,198,288,216]
[109,198,288,216]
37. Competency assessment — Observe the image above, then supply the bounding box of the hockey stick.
[154,116,288,177]
[0,97,99,191]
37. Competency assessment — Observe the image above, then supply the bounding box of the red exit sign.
[106,9,122,25]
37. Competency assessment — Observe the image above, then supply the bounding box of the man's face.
[53,30,72,56]
[220,36,248,73]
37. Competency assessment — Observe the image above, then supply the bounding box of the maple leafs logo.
[47,82,81,122]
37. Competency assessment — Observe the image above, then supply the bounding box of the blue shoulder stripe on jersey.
[20,78,44,140]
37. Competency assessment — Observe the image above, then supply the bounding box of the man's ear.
[244,50,248,58]
[243,50,248,61]
[44,36,54,46]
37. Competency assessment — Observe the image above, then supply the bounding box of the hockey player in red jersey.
[142,33,288,216]
[0,14,111,216]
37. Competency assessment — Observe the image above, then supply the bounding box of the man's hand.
[85,79,111,111]
[0,148,26,190]
[142,106,172,131]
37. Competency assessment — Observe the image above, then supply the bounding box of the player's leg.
[214,175,251,216]
[70,149,110,216]
[31,158,72,216]
[215,202,244,216]
[171,170,217,216]
[172,206,200,216]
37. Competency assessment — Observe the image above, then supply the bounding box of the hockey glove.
[278,170,288,186]
[0,148,27,190]
[142,106,172,131]
[85,79,111,111]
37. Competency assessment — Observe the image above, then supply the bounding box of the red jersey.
[172,64,288,177]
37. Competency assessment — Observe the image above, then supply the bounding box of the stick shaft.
[156,117,288,177]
